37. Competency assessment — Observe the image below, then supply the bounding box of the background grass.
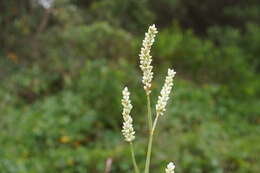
[0,0,260,172]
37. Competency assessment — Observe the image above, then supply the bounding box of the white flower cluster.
[165,162,175,173]
[37,0,54,9]
[139,24,158,95]
[121,87,135,142]
[156,69,176,116]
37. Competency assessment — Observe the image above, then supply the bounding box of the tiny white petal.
[139,25,158,94]
[121,87,135,142]
[165,162,175,173]
[156,68,176,116]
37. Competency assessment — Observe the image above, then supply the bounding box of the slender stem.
[146,94,153,132]
[152,115,159,134]
[144,115,160,173]
[144,131,154,173]
[130,142,140,173]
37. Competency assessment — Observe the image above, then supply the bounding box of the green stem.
[146,94,153,132]
[144,115,159,173]
[130,142,140,173]
[144,131,154,173]
[151,115,159,135]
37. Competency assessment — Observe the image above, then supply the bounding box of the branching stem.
[144,114,160,173]
[130,142,140,173]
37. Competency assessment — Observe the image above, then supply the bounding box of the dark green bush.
[155,24,260,97]
[1,60,259,173]
[0,0,260,172]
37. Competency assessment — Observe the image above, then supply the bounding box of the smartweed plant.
[121,25,176,173]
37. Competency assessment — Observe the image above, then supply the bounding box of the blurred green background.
[0,0,260,172]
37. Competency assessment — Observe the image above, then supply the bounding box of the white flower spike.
[165,162,175,173]
[121,87,135,142]
[139,24,158,95]
[156,68,176,116]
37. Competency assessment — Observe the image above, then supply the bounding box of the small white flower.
[139,24,158,95]
[156,69,176,116]
[165,162,175,173]
[37,0,54,9]
[121,87,135,142]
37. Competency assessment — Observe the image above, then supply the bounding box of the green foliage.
[1,60,259,173]
[155,24,260,97]
[0,0,260,172]
[150,0,260,34]
[86,0,154,33]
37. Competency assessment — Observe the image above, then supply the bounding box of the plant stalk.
[146,94,153,132]
[130,142,140,173]
[144,115,159,173]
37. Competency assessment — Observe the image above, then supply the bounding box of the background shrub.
[0,0,259,172]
